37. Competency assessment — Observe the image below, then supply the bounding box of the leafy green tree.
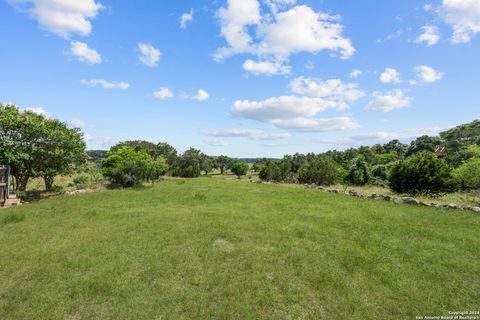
[0,104,86,191]
[111,140,158,158]
[146,157,168,183]
[454,157,480,190]
[406,135,442,157]
[344,157,371,186]
[156,142,178,166]
[101,146,152,187]
[388,152,458,196]
[216,155,232,174]
[383,139,408,160]
[230,162,249,179]
[297,157,339,186]
[200,155,215,175]
[172,148,203,178]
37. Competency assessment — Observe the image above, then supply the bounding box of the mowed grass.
[0,178,479,319]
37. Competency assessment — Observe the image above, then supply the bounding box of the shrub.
[344,157,371,186]
[230,162,249,179]
[454,157,480,190]
[297,157,339,186]
[101,146,152,187]
[258,160,292,182]
[371,164,389,187]
[171,148,203,178]
[73,173,91,189]
[388,152,458,196]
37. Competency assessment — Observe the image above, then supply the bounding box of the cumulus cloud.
[202,128,291,140]
[180,8,193,29]
[68,118,86,129]
[349,69,363,79]
[153,87,174,99]
[414,65,444,83]
[439,0,480,43]
[243,59,291,75]
[270,117,359,132]
[380,68,402,84]
[8,0,103,38]
[23,107,51,118]
[365,89,412,112]
[215,1,354,69]
[68,41,101,64]
[192,89,209,101]
[138,42,161,67]
[289,77,366,107]
[81,79,130,90]
[205,138,228,147]
[415,25,441,46]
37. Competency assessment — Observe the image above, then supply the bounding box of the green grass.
[1,178,479,319]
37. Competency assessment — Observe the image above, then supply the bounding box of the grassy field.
[1,178,479,319]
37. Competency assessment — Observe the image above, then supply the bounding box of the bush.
[171,148,203,178]
[388,152,458,196]
[297,157,339,186]
[101,146,152,187]
[258,160,293,182]
[73,173,91,189]
[371,164,389,187]
[454,157,480,190]
[230,162,249,178]
[344,157,371,186]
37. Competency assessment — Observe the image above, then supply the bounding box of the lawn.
[1,178,479,319]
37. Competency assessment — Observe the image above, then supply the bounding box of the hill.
[1,178,479,319]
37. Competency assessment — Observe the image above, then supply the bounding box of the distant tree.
[200,155,214,175]
[344,157,371,186]
[297,157,339,186]
[87,150,108,162]
[388,152,458,196]
[101,146,152,187]
[216,155,232,174]
[230,162,249,179]
[252,158,268,172]
[383,139,408,160]
[146,157,168,184]
[406,135,443,157]
[111,140,158,158]
[375,153,397,165]
[172,148,203,178]
[156,142,178,165]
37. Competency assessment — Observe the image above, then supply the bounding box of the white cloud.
[81,79,130,90]
[138,42,161,67]
[415,25,440,46]
[264,0,296,13]
[153,87,174,99]
[414,65,444,82]
[424,4,434,12]
[192,89,209,101]
[231,95,337,122]
[439,0,480,43]
[380,68,402,84]
[270,117,359,132]
[202,128,291,140]
[23,107,51,118]
[205,139,228,147]
[243,59,291,75]
[365,89,412,112]
[84,134,116,149]
[289,77,366,106]
[180,8,193,29]
[349,69,363,79]
[68,41,101,64]
[215,1,354,65]
[68,118,86,129]
[9,0,103,38]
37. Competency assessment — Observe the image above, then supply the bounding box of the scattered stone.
[418,202,428,206]
[446,203,460,209]
[64,189,87,196]
[399,197,420,205]
[349,190,361,197]
[369,193,378,199]
[472,207,480,212]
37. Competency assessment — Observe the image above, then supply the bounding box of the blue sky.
[1,0,479,157]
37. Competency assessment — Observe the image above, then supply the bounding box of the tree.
[230,162,249,179]
[0,104,86,191]
[39,118,87,190]
[216,155,232,174]
[171,148,203,178]
[388,152,458,196]
[297,157,339,186]
[454,157,480,190]
[344,157,371,186]
[156,142,178,166]
[111,140,158,158]
[146,157,168,183]
[406,135,442,157]
[200,155,214,175]
[101,146,152,187]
